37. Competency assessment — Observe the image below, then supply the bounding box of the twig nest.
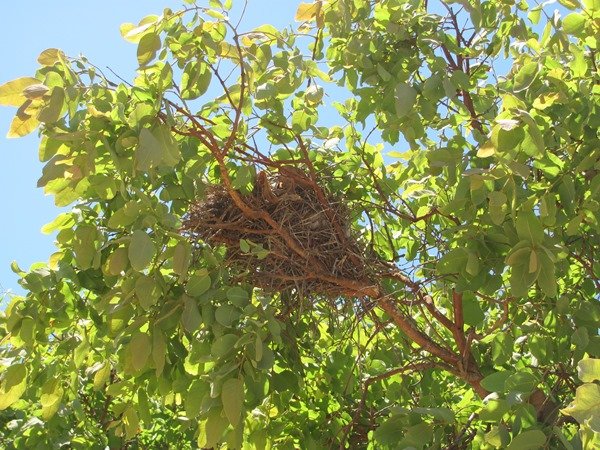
[182,168,372,297]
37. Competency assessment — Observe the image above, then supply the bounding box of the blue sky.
[0,1,296,297]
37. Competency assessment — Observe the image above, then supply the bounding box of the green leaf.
[505,371,537,393]
[93,363,111,390]
[215,304,241,327]
[510,260,538,297]
[411,407,455,423]
[563,13,586,35]
[19,317,35,347]
[558,0,581,8]
[226,286,249,306]
[123,407,140,439]
[37,48,65,66]
[7,104,39,138]
[488,191,507,225]
[477,140,495,158]
[173,241,191,277]
[107,247,129,276]
[186,270,211,296]
[506,430,547,450]
[211,334,238,358]
[485,425,510,448]
[480,371,512,393]
[137,388,151,424]
[394,82,417,118]
[73,226,98,270]
[480,399,510,421]
[583,0,599,12]
[562,383,600,431]
[437,248,468,274]
[181,61,212,100]
[462,296,485,326]
[40,378,63,420]
[572,327,590,349]
[578,359,600,382]
[152,329,166,376]
[120,15,160,43]
[295,2,320,21]
[182,295,202,332]
[518,110,544,156]
[400,422,434,448]
[128,230,156,271]
[0,364,27,410]
[137,32,161,65]
[38,87,65,123]
[492,333,514,366]
[136,128,162,171]
[135,274,161,310]
[374,415,405,445]
[154,124,180,166]
[186,380,209,418]
[515,212,544,245]
[199,409,229,448]
[513,62,539,92]
[0,77,40,106]
[221,378,244,427]
[537,250,557,297]
[130,332,152,372]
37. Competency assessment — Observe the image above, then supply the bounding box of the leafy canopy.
[1,0,600,448]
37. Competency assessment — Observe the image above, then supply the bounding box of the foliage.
[0,0,599,448]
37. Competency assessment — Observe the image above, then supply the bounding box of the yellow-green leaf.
[578,359,600,383]
[173,241,191,278]
[128,230,156,271]
[528,249,538,273]
[137,32,161,66]
[38,87,65,123]
[7,104,39,138]
[221,377,244,427]
[120,15,160,43]
[295,2,319,21]
[0,77,40,106]
[394,82,417,118]
[477,140,495,158]
[152,329,166,376]
[506,430,547,449]
[130,332,151,372]
[40,378,63,420]
[561,383,600,430]
[0,363,27,410]
[37,48,65,66]
[123,407,140,439]
[93,363,111,390]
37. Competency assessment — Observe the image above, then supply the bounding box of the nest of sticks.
[181,167,373,297]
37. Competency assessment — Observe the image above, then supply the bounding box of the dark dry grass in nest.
[181,170,372,297]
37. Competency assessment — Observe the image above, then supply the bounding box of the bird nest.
[181,168,373,297]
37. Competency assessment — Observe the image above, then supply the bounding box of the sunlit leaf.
[0,364,27,410]
[37,48,65,66]
[130,332,152,372]
[0,77,40,106]
[221,378,244,426]
[578,359,600,383]
[128,230,156,271]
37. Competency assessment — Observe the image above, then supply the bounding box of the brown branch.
[340,361,441,448]
[378,298,459,367]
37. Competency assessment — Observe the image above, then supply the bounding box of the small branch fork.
[437,2,485,134]
[339,361,442,447]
